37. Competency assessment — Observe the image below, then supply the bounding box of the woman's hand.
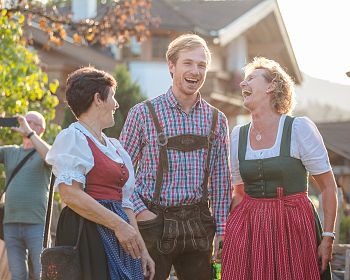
[317,237,333,273]
[230,184,245,212]
[113,221,143,259]
[141,248,155,280]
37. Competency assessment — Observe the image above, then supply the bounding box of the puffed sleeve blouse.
[46,122,135,210]
[230,115,332,186]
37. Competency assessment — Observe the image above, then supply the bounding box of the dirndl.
[56,200,144,280]
[222,189,331,280]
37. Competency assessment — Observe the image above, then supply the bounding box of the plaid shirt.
[119,88,232,235]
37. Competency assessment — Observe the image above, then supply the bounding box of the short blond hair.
[244,57,295,114]
[166,34,211,65]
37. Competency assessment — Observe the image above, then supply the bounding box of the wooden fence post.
[345,249,350,280]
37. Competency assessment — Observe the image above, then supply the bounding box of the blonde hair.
[166,34,211,65]
[244,57,295,114]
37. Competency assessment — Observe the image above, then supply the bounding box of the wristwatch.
[27,131,35,138]
[322,232,336,240]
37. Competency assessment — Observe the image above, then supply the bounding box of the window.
[122,37,141,59]
[152,36,169,59]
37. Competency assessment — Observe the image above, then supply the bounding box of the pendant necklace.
[79,120,105,145]
[251,123,262,142]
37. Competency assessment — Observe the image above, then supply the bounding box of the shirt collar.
[165,87,203,110]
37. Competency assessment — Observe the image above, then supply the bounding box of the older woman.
[222,57,337,280]
[46,67,154,280]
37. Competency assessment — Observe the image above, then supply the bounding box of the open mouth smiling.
[242,90,252,98]
[185,77,199,85]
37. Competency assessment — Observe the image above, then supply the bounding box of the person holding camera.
[0,111,51,280]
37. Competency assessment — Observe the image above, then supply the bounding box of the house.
[317,121,350,193]
[316,121,350,244]
[26,0,302,127]
[127,0,303,127]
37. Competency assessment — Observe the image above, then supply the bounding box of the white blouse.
[230,115,331,185]
[46,122,135,210]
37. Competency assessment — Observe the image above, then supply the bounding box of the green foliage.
[105,64,146,138]
[62,64,146,138]
[339,213,350,243]
[0,11,60,145]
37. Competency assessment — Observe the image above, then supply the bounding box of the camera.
[0,117,19,127]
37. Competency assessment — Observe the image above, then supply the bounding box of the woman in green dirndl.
[222,57,337,280]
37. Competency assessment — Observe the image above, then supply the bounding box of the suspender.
[145,100,218,204]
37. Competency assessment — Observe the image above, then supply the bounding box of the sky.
[277,0,350,86]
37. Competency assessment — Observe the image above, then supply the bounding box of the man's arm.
[12,116,50,160]
[210,114,233,258]
[119,105,148,217]
[210,115,232,234]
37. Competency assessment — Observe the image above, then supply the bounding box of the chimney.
[72,0,97,21]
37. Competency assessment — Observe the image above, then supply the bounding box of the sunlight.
[278,0,350,85]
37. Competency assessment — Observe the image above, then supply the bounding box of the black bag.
[41,217,84,280]
[0,149,36,240]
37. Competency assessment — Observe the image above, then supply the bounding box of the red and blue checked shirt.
[119,88,232,235]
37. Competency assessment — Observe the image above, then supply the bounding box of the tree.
[0,10,60,145]
[0,11,60,191]
[0,0,156,48]
[62,64,146,138]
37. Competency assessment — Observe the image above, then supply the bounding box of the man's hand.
[136,209,157,222]
[141,247,155,280]
[11,116,32,137]
[212,235,223,261]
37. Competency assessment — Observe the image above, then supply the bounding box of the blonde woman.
[222,57,337,280]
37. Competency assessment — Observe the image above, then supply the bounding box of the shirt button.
[122,171,126,175]
[121,164,125,168]
[120,178,124,182]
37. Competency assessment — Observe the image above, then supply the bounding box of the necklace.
[251,123,262,141]
[79,120,105,145]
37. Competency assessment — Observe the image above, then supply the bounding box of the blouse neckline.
[247,115,286,152]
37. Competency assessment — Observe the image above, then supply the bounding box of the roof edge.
[272,0,303,84]
[218,0,274,46]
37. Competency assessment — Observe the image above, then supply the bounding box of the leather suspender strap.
[145,100,219,205]
[145,101,167,203]
[201,108,218,203]
[0,149,36,201]
[145,101,169,171]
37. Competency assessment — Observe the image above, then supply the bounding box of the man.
[120,34,232,279]
[0,111,51,280]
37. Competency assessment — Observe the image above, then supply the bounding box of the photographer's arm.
[12,116,51,160]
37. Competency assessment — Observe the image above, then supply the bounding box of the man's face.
[168,47,208,97]
[26,113,44,136]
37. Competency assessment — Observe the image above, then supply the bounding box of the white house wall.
[128,61,172,98]
[226,36,248,72]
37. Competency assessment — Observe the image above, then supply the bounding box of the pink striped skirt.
[222,189,321,280]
